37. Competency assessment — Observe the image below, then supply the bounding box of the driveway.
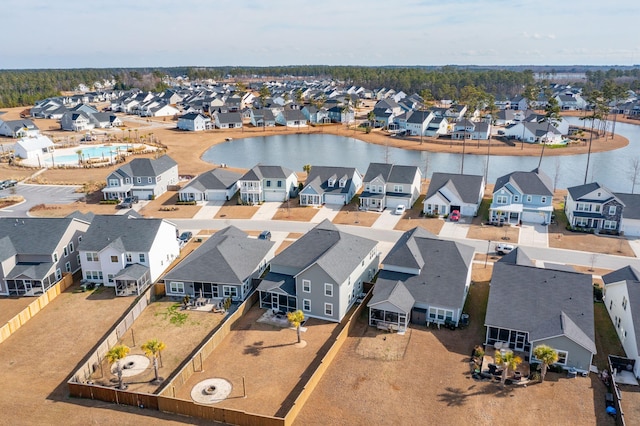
[251,201,282,220]
[311,204,342,223]
[519,223,549,248]
[0,183,83,217]
[371,209,403,230]
[193,200,225,219]
[438,218,470,239]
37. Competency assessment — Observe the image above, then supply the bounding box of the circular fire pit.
[191,378,232,404]
[124,361,136,369]
[110,355,150,377]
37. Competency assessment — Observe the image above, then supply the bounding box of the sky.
[3,0,639,69]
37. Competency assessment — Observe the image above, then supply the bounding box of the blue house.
[489,168,554,225]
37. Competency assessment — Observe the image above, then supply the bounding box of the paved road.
[0,183,83,217]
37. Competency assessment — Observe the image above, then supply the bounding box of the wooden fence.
[608,355,628,426]
[0,273,74,345]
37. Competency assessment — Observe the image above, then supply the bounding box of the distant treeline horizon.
[1,65,639,109]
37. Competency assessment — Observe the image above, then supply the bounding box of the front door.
[515,332,527,351]
[271,293,279,311]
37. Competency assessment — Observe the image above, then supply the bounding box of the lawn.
[138,191,201,219]
[214,200,259,219]
[593,302,626,370]
[332,206,379,227]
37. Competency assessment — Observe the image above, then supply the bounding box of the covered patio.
[114,264,151,296]
[5,265,58,297]
[256,273,297,313]
[367,280,413,333]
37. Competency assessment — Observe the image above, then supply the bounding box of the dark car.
[258,230,271,240]
[117,196,139,209]
[179,231,193,243]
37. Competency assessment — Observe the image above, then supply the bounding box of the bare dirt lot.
[215,201,259,219]
[333,207,379,227]
[0,296,33,325]
[139,191,201,219]
[0,283,214,425]
[272,201,319,222]
[174,304,339,417]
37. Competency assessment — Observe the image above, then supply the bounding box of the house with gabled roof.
[615,192,640,236]
[249,109,277,127]
[60,111,95,132]
[603,266,640,379]
[423,172,485,217]
[13,135,55,162]
[367,227,474,332]
[163,226,275,302]
[78,215,180,296]
[177,112,210,131]
[485,257,596,373]
[490,168,554,224]
[424,116,449,136]
[238,164,298,204]
[102,155,179,201]
[0,118,40,138]
[214,111,243,129]
[91,112,122,128]
[256,220,379,322]
[275,109,308,127]
[299,166,362,206]
[0,217,89,296]
[565,182,624,234]
[359,163,422,212]
[178,168,241,202]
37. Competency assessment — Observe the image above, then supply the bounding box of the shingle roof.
[486,262,595,353]
[567,182,603,200]
[0,217,77,256]
[494,168,553,197]
[304,166,359,196]
[182,168,241,192]
[368,280,415,314]
[163,226,273,284]
[603,266,640,355]
[614,193,640,219]
[426,173,484,204]
[117,155,178,178]
[77,215,167,253]
[240,164,295,181]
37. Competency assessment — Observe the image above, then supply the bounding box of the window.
[126,253,132,263]
[139,253,146,263]
[610,299,614,310]
[339,178,346,188]
[136,177,142,183]
[109,178,119,187]
[78,235,82,242]
[302,280,311,293]
[125,178,130,184]
[266,180,271,187]
[393,185,403,192]
[541,196,547,203]
[324,283,333,297]
[556,350,568,365]
[69,242,74,253]
[63,247,69,257]
[617,317,622,328]
[378,185,384,193]
[223,286,238,298]
[108,274,114,283]
[86,252,98,262]
[56,269,62,280]
[77,255,81,264]
[604,220,617,230]
[110,255,118,263]
[575,217,589,227]
[526,195,532,202]
[496,195,507,204]
[65,262,71,272]
[277,180,282,188]
[170,281,185,294]
[85,271,103,280]
[513,195,520,202]
[324,303,333,316]
[53,253,58,262]
[623,296,628,310]
[609,205,617,215]
[303,299,311,312]
[148,177,153,183]
[328,178,336,187]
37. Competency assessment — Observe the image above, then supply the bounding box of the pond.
[202,117,640,192]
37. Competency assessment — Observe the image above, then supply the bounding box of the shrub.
[100,200,120,205]
[176,201,196,205]
[593,284,604,302]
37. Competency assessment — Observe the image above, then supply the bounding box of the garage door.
[386,197,410,210]
[264,191,284,202]
[411,307,427,325]
[521,211,545,224]
[133,190,153,200]
[325,194,346,205]
[205,190,226,201]
[622,219,640,237]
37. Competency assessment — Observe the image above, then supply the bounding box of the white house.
[0,119,40,138]
[78,215,180,296]
[177,113,210,131]
[102,155,179,201]
[178,168,242,202]
[299,166,363,206]
[238,164,298,204]
[13,135,55,163]
[424,173,485,217]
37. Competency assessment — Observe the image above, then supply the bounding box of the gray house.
[163,226,275,302]
[367,227,474,332]
[490,168,554,224]
[257,220,379,322]
[299,166,363,206]
[178,168,241,202]
[359,163,422,212]
[0,217,90,296]
[565,182,624,234]
[485,251,596,372]
[102,155,179,201]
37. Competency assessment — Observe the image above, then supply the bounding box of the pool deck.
[20,143,153,167]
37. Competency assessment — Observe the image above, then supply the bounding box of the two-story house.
[0,217,90,296]
[256,220,379,322]
[299,166,362,206]
[102,155,179,201]
[163,226,275,302]
[177,113,210,131]
[423,173,485,217]
[78,215,180,296]
[615,192,640,236]
[238,164,298,204]
[367,227,474,332]
[489,168,554,224]
[359,163,422,212]
[565,182,624,234]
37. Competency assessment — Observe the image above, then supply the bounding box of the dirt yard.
[0,283,214,425]
[215,201,259,219]
[173,304,339,417]
[138,191,201,219]
[467,223,521,243]
[0,296,34,325]
[272,201,319,221]
[332,207,379,227]
[394,216,445,234]
[90,298,226,394]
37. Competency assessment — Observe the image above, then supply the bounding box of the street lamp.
[485,240,491,268]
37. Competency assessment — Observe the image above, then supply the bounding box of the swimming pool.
[51,145,128,165]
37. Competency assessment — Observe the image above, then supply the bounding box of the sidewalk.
[310,204,342,223]
[519,223,548,248]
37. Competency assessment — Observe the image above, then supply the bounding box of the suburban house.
[13,135,55,162]
[367,227,474,332]
[451,120,491,140]
[565,182,624,234]
[299,166,362,206]
[275,109,308,127]
[102,155,179,201]
[0,217,90,296]
[177,113,210,131]
[214,112,243,129]
[358,163,422,212]
[485,253,596,373]
[78,215,180,296]
[91,112,122,128]
[162,226,275,302]
[615,192,640,236]
[489,168,554,224]
[0,118,40,138]
[238,164,298,204]
[603,266,640,379]
[60,111,94,132]
[424,116,449,136]
[423,173,485,217]
[178,168,241,202]
[301,106,330,124]
[503,122,563,144]
[250,109,277,127]
[256,220,379,322]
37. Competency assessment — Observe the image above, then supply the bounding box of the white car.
[394,205,406,215]
[496,243,515,255]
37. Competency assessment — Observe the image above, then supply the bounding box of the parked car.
[496,243,515,255]
[449,210,460,222]
[394,205,406,215]
[117,196,138,209]
[179,231,193,244]
[258,230,271,240]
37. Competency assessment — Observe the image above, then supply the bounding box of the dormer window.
[339,178,346,188]
[328,178,336,187]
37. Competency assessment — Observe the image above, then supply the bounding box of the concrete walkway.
[251,202,282,221]
[628,238,640,258]
[438,219,470,239]
[310,204,342,223]
[371,209,402,230]
[519,223,549,248]
[193,200,224,220]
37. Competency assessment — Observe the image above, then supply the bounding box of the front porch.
[359,192,385,212]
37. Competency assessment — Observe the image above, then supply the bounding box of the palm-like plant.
[287,310,305,344]
[106,345,130,389]
[533,345,558,382]
[141,339,166,384]
[494,350,522,389]
[367,110,376,129]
